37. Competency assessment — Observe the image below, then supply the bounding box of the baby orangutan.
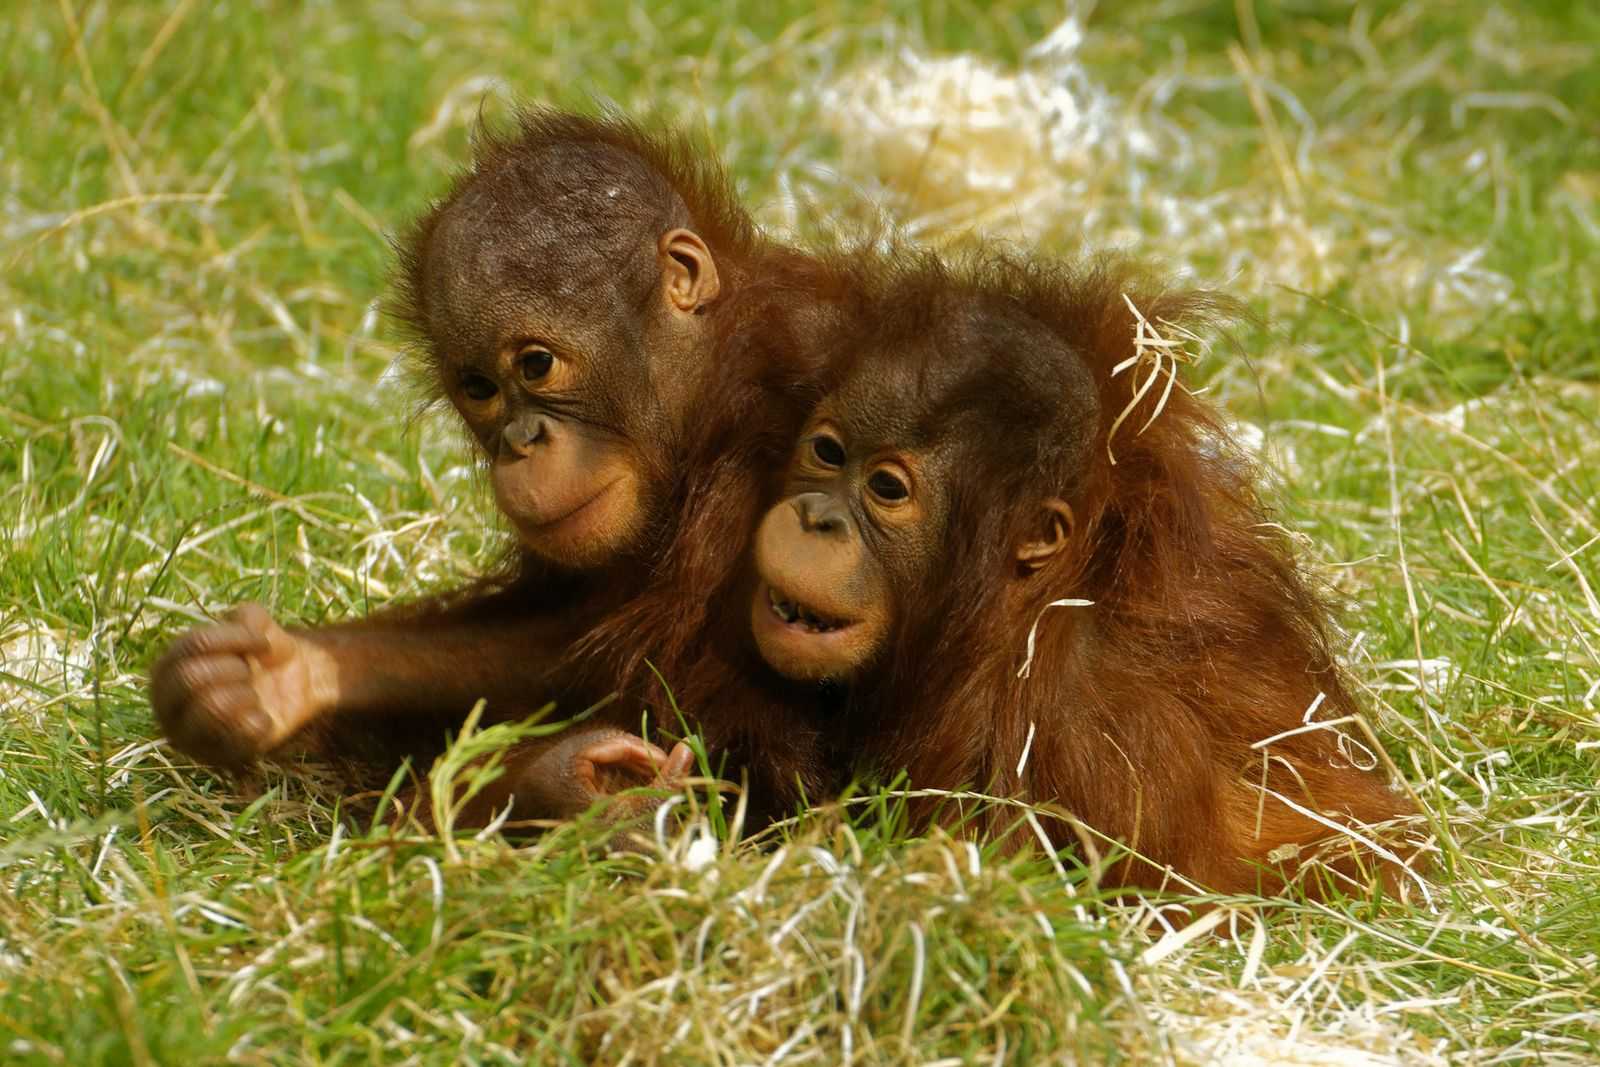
[748,251,1417,897]
[151,108,849,829]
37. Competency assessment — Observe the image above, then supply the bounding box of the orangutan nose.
[502,413,551,457]
[794,492,850,539]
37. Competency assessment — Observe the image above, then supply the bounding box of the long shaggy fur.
[837,252,1417,895]
[360,107,1413,892]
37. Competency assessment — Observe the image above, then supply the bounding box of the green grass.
[3,1,1599,1063]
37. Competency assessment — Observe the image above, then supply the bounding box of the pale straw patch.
[815,14,1119,242]
[810,11,1535,329]
[0,626,94,718]
[1106,294,1206,465]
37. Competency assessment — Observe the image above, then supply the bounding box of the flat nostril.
[795,495,821,532]
[794,493,847,538]
[502,415,550,455]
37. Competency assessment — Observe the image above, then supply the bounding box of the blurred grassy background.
[2,1,1598,1063]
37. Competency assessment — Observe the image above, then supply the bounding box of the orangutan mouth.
[767,584,850,634]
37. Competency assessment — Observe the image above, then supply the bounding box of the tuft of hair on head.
[383,105,763,406]
[849,248,1247,660]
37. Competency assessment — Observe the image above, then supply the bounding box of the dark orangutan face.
[749,401,932,682]
[419,198,720,568]
[750,314,1086,682]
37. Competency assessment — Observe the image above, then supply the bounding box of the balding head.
[384,108,759,569]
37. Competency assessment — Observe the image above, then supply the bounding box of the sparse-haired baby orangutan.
[151,107,851,827]
[749,251,1417,897]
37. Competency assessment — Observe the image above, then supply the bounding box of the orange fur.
[838,253,1419,896]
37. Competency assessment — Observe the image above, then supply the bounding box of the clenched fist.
[150,604,338,769]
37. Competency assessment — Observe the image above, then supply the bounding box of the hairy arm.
[151,581,595,770]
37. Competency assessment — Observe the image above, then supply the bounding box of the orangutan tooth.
[770,593,799,623]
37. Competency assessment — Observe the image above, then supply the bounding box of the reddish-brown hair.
[833,251,1416,895]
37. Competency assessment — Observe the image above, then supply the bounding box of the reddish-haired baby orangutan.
[749,252,1417,897]
[151,108,851,828]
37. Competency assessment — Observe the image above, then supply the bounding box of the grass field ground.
[2,1,1598,1063]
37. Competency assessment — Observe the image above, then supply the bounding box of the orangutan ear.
[1015,498,1074,572]
[660,228,721,312]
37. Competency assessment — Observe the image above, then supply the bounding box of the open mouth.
[751,579,875,681]
[766,583,852,634]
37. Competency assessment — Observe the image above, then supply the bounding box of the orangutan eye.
[867,469,910,503]
[811,434,846,469]
[518,348,554,383]
[460,373,498,401]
